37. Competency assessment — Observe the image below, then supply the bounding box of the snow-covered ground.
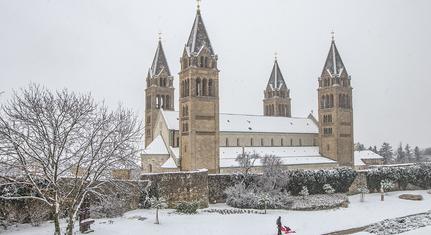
[2,190,431,235]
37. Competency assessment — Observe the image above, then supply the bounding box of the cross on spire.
[158,32,162,41]
[274,52,278,61]
[197,0,201,10]
[331,31,335,41]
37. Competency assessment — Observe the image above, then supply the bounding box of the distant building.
[142,5,355,173]
[354,150,384,169]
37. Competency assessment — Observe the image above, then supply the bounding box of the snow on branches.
[0,85,144,235]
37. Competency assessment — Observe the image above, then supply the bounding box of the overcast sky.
[0,0,430,148]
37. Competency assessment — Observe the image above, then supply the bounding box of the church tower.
[144,37,174,147]
[179,5,220,173]
[317,35,354,166]
[263,56,291,117]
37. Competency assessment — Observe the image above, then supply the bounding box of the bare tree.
[235,149,260,184]
[0,85,143,235]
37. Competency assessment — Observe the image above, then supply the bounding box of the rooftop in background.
[161,110,318,134]
[354,150,384,166]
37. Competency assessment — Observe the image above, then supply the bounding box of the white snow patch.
[4,191,431,235]
[143,135,169,155]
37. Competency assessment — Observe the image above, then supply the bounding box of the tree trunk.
[66,211,75,235]
[53,201,61,235]
[380,187,385,201]
[264,202,267,214]
[155,208,159,224]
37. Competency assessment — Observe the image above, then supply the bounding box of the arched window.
[156,95,161,109]
[330,94,334,108]
[250,138,253,146]
[200,57,204,67]
[320,96,325,109]
[281,139,284,146]
[237,138,240,147]
[261,138,264,146]
[196,78,202,96]
[346,95,350,108]
[166,95,170,109]
[299,139,302,146]
[202,78,207,96]
[225,138,229,147]
[149,164,153,173]
[271,139,274,146]
[208,79,213,96]
[204,57,209,68]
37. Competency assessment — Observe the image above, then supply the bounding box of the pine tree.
[414,146,421,162]
[355,143,366,151]
[396,143,406,163]
[379,142,393,164]
[373,146,378,154]
[405,144,412,163]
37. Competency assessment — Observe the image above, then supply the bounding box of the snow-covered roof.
[169,146,180,159]
[354,150,384,166]
[143,135,169,155]
[161,110,318,134]
[161,157,178,169]
[166,146,336,168]
[219,146,336,168]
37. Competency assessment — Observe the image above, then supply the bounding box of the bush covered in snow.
[366,163,431,192]
[380,179,395,192]
[202,208,265,215]
[366,212,431,234]
[90,195,131,219]
[286,167,357,195]
[290,194,349,210]
[225,154,356,210]
[224,183,292,209]
[323,184,335,194]
[299,186,309,199]
[175,201,200,214]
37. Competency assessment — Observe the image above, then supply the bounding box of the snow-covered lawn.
[2,190,431,235]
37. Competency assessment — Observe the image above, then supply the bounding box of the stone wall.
[0,179,148,226]
[141,169,209,208]
[208,174,239,203]
[348,170,367,193]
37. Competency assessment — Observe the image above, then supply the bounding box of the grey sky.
[0,0,430,148]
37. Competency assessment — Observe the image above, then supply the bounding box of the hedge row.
[285,167,357,195]
[366,163,431,191]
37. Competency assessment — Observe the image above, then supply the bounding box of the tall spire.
[150,36,171,76]
[267,57,287,91]
[185,3,214,56]
[322,33,347,77]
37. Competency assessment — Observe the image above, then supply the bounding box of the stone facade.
[318,39,354,166]
[220,132,317,147]
[142,7,356,173]
[141,154,170,173]
[263,59,292,117]
[145,40,175,147]
[219,162,338,174]
[179,9,220,174]
[141,170,209,208]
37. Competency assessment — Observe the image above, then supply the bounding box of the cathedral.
[141,5,356,174]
